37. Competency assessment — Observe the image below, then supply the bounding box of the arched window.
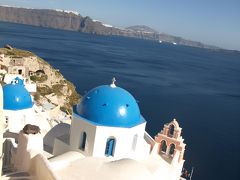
[79,132,87,151]
[160,140,167,153]
[169,143,175,156]
[132,134,138,151]
[168,124,175,137]
[105,138,116,157]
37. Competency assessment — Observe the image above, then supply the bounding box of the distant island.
[0,5,219,49]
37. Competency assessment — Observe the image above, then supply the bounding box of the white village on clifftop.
[0,48,187,180]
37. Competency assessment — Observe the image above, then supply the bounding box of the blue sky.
[0,0,240,50]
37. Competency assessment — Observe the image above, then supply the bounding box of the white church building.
[1,76,68,136]
[0,79,187,180]
[2,77,37,133]
[53,81,151,160]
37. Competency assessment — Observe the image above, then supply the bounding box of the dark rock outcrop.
[23,124,41,135]
[4,44,13,50]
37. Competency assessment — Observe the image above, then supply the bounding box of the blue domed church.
[53,80,151,159]
[0,78,186,180]
[2,78,36,133]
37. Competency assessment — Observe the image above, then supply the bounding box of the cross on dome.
[110,77,116,88]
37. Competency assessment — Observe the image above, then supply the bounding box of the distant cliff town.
[0,6,219,49]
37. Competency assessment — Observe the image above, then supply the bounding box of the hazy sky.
[0,0,240,50]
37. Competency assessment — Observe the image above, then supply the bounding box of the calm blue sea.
[1,21,240,180]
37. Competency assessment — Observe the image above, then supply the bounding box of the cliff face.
[0,47,80,114]
[0,6,219,49]
[0,7,82,31]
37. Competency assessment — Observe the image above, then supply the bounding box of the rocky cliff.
[0,6,219,49]
[0,6,82,31]
[0,46,80,114]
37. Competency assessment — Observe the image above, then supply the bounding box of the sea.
[0,21,240,180]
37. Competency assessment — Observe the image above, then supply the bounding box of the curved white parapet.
[14,132,43,172]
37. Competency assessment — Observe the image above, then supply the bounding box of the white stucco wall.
[69,114,149,160]
[53,137,70,156]
[3,108,37,133]
[92,122,147,160]
[69,115,97,156]
[30,154,60,180]
[25,83,36,93]
[14,132,43,172]
[3,104,57,136]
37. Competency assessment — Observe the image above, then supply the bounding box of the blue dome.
[76,85,144,128]
[3,81,33,110]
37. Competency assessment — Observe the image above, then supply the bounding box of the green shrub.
[60,106,72,115]
[30,74,48,82]
[52,84,64,96]
[30,75,37,82]
[37,86,53,96]
[66,81,81,105]
[34,92,41,101]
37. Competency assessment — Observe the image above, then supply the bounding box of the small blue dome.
[3,81,33,110]
[76,85,144,128]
